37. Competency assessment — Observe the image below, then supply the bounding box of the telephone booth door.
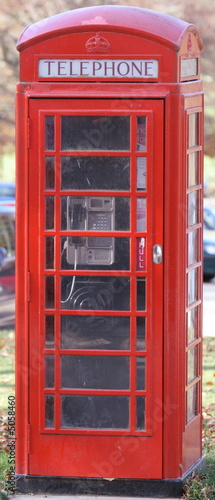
[28,98,163,478]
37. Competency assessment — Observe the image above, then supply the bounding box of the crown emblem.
[85,33,111,53]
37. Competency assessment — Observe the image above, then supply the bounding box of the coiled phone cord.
[61,245,78,304]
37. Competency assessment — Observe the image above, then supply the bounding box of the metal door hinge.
[153,244,163,264]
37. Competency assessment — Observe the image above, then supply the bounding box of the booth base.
[15,458,205,498]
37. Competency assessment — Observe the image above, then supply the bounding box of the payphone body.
[16,6,204,496]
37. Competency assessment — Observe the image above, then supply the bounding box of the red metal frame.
[20,98,162,477]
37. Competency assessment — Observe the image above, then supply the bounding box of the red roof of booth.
[17,5,202,52]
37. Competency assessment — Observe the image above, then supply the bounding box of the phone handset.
[66,196,115,266]
[69,201,86,246]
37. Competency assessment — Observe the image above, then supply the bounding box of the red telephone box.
[15,6,205,497]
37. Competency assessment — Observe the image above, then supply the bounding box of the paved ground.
[13,496,182,500]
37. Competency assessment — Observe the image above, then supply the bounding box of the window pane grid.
[185,109,202,425]
[42,109,151,435]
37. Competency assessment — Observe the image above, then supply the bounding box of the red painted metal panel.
[182,415,202,472]
[162,92,204,478]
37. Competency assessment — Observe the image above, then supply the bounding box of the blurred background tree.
[0,0,215,179]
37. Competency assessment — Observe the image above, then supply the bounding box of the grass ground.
[203,337,215,407]
[0,330,15,410]
[0,329,15,498]
[0,331,214,498]
[185,337,215,500]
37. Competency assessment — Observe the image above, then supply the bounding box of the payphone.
[66,196,115,266]
[16,6,204,497]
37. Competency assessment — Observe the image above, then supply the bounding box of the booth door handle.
[153,244,163,264]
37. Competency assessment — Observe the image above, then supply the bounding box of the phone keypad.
[88,212,112,231]
[94,215,107,230]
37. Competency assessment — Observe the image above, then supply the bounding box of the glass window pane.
[61,116,130,151]
[189,113,198,148]
[45,157,55,190]
[136,117,146,151]
[61,395,129,429]
[187,308,198,344]
[137,278,146,311]
[45,355,54,388]
[188,346,198,383]
[45,276,55,309]
[45,236,55,269]
[61,236,129,270]
[45,116,55,151]
[136,157,146,190]
[187,384,198,422]
[45,315,55,349]
[61,316,130,350]
[45,196,55,230]
[137,198,146,232]
[61,196,130,231]
[61,276,130,311]
[136,357,146,390]
[45,395,54,428]
[61,355,129,389]
[136,396,145,430]
[188,191,199,227]
[188,269,198,305]
[61,156,130,191]
[188,152,198,187]
[136,317,146,350]
[188,230,198,266]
